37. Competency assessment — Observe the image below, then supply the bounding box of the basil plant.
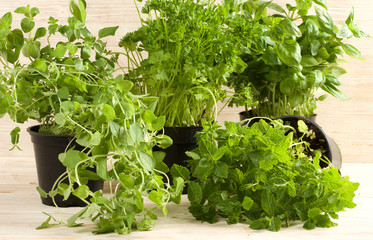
[227,0,369,118]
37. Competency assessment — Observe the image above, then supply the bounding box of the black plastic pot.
[238,112,341,170]
[27,125,103,207]
[154,126,202,184]
[278,115,341,170]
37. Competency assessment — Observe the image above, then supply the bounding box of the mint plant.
[227,0,369,118]
[119,0,258,126]
[1,0,183,234]
[172,119,359,231]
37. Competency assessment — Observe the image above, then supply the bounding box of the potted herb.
[227,0,369,119]
[172,119,359,231]
[119,0,258,176]
[0,1,114,206]
[1,0,183,234]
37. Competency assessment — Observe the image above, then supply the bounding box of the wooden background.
[0,0,372,165]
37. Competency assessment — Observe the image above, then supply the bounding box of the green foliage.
[178,119,359,231]
[1,1,183,235]
[227,0,369,118]
[119,0,261,126]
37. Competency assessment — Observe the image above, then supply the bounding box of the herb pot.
[154,126,202,185]
[278,115,341,170]
[27,125,103,207]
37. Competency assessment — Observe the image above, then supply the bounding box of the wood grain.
[0,1,373,239]
[0,0,372,166]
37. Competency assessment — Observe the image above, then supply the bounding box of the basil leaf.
[275,40,301,67]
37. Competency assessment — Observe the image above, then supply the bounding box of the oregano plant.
[172,119,359,231]
[0,0,184,234]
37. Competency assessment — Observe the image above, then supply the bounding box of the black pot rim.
[27,125,74,138]
[239,110,317,121]
[277,115,332,162]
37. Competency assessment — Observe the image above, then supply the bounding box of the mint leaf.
[188,182,202,203]
[242,196,254,211]
[261,190,275,217]
[170,164,190,181]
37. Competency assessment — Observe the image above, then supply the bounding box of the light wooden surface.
[0,1,373,239]
[0,159,372,239]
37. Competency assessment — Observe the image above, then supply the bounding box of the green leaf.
[129,122,144,143]
[254,1,271,21]
[81,203,100,219]
[36,216,52,230]
[142,109,165,131]
[212,146,228,161]
[98,26,119,39]
[315,6,334,35]
[61,101,74,112]
[280,18,302,37]
[1,12,12,27]
[54,113,66,125]
[154,135,173,149]
[249,218,268,230]
[312,0,327,9]
[148,190,163,205]
[53,43,67,58]
[34,27,46,40]
[7,29,24,47]
[268,3,286,13]
[57,87,70,99]
[67,206,88,227]
[119,173,134,188]
[21,18,35,33]
[81,46,91,59]
[139,151,155,171]
[261,189,275,217]
[96,157,109,181]
[276,40,301,67]
[280,75,296,96]
[10,126,21,146]
[32,58,48,72]
[89,131,102,146]
[213,162,228,179]
[60,149,88,169]
[58,183,71,200]
[268,217,282,232]
[116,80,133,94]
[70,0,86,24]
[170,164,190,181]
[67,43,78,55]
[301,55,319,67]
[298,120,308,134]
[36,186,48,198]
[78,0,86,24]
[193,158,215,181]
[73,185,90,199]
[321,82,349,100]
[102,104,116,122]
[188,182,202,203]
[14,6,29,14]
[242,196,254,211]
[342,43,363,59]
